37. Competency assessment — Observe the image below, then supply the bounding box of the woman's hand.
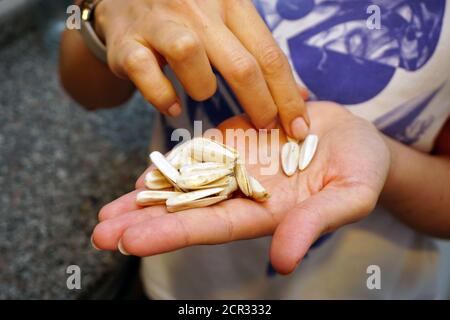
[93,0,309,139]
[92,101,390,274]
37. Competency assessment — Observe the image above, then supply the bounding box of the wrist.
[379,135,402,203]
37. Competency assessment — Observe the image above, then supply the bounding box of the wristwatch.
[79,0,107,63]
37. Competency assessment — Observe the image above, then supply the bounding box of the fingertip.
[91,223,113,250]
[90,234,101,251]
[120,227,144,257]
[290,117,309,141]
[269,237,301,275]
[167,101,182,117]
[98,204,113,222]
[118,239,130,256]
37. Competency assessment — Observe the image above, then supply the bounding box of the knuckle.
[228,55,259,83]
[260,44,287,75]
[281,96,300,110]
[168,34,201,61]
[190,80,217,101]
[98,205,111,221]
[95,0,110,18]
[107,52,125,78]
[122,47,149,74]
[143,86,174,108]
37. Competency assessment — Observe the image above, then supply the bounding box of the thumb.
[270,184,375,275]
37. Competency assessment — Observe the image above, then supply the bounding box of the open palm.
[92,101,390,274]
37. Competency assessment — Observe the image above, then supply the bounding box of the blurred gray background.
[0,0,154,299]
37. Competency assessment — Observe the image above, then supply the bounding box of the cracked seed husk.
[136,190,182,206]
[138,138,270,212]
[167,196,228,213]
[235,163,252,196]
[149,151,185,191]
[219,176,238,198]
[144,170,172,190]
[248,176,270,202]
[166,187,225,208]
[176,167,233,189]
[190,137,238,164]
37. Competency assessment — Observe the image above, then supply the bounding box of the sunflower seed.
[179,162,233,175]
[144,170,172,190]
[186,175,231,190]
[281,141,300,176]
[166,187,225,207]
[167,195,228,213]
[298,134,319,171]
[190,137,238,164]
[136,190,182,206]
[235,163,252,196]
[176,167,233,189]
[219,176,238,198]
[149,151,186,192]
[248,176,270,202]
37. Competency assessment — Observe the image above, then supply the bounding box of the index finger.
[195,20,278,129]
[225,1,310,140]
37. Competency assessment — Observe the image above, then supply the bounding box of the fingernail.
[118,240,130,256]
[90,235,100,251]
[167,102,181,117]
[291,117,309,140]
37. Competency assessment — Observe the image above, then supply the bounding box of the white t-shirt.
[141,0,450,299]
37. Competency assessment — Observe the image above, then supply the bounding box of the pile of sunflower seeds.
[136,137,270,212]
[136,133,319,212]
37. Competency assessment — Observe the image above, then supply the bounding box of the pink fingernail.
[291,117,309,140]
[167,102,182,117]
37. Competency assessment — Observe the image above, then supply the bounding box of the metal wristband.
[79,0,107,63]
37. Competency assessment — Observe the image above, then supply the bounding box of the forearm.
[59,28,135,109]
[381,136,450,238]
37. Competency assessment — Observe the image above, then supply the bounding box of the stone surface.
[0,3,155,299]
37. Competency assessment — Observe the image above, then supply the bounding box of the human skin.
[61,1,450,275]
[90,102,381,273]
[92,101,450,274]
[60,0,310,139]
